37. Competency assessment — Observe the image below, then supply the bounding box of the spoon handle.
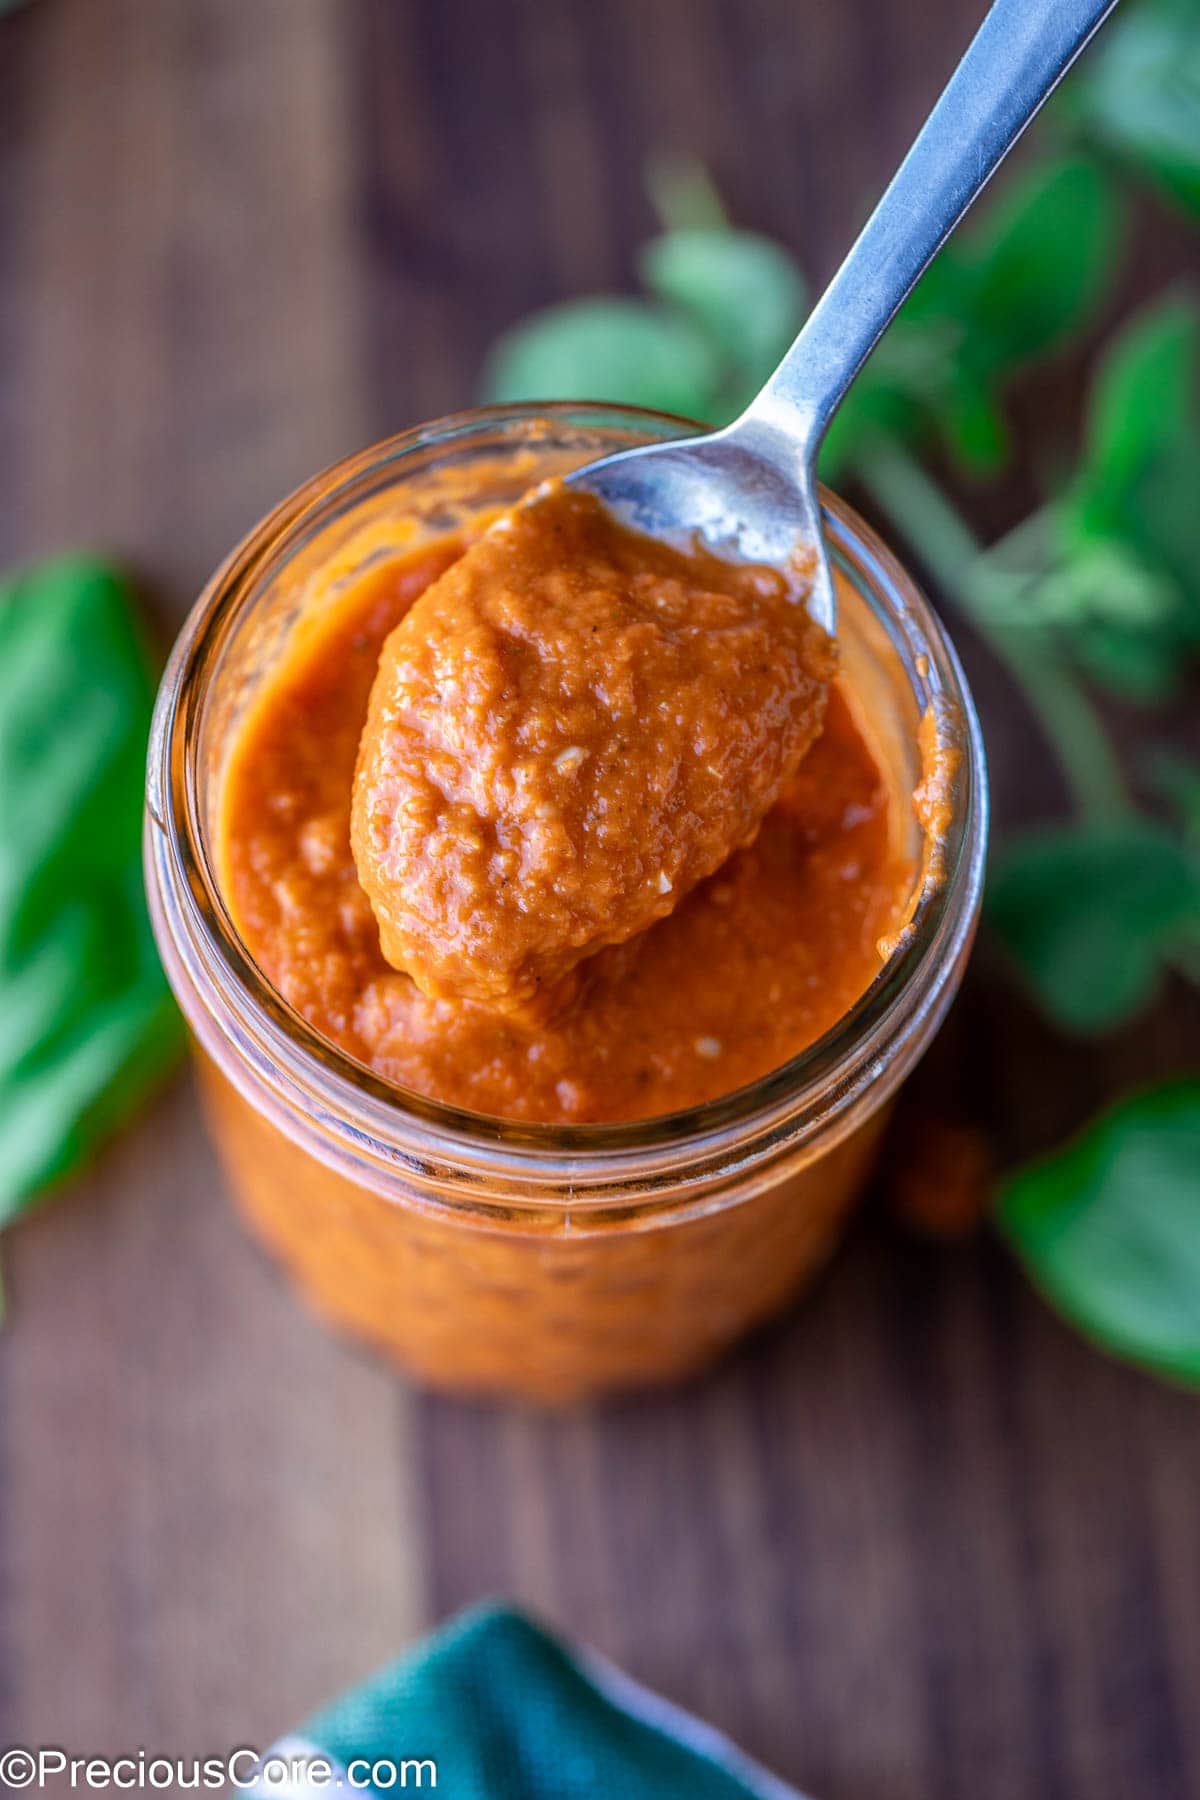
[748,0,1120,453]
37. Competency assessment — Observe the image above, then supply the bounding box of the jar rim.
[147,402,988,1202]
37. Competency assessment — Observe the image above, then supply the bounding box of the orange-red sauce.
[220,536,911,1124]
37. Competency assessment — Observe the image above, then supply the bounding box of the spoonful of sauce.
[353,0,1117,1015]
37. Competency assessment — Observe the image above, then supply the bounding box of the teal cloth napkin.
[244,1603,806,1798]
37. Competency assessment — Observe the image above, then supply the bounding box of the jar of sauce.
[145,405,987,1403]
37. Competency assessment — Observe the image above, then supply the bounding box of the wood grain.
[1,1,1198,1795]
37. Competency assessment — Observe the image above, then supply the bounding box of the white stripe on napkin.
[576,1644,812,1799]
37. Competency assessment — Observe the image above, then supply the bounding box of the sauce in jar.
[219,512,912,1124]
[149,405,984,1400]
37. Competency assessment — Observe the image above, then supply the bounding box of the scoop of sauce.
[350,483,834,1014]
[219,539,913,1125]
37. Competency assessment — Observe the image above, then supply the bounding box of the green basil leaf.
[481,297,722,421]
[1069,0,1200,217]
[1083,292,1200,496]
[987,819,1200,1034]
[1032,537,1181,628]
[1033,534,1189,702]
[1062,294,1200,653]
[937,368,1012,474]
[1071,619,1184,703]
[638,228,806,392]
[1129,428,1200,615]
[999,1080,1200,1385]
[962,155,1125,370]
[0,558,184,1225]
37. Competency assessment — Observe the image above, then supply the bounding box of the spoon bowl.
[566,414,833,626]
[567,0,1119,639]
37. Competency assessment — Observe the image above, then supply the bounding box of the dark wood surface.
[2,3,1198,1795]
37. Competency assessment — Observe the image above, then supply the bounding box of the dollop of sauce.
[350,483,834,1013]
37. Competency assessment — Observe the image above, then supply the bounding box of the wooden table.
[2,3,1198,1795]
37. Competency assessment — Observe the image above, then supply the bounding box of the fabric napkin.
[244,1602,807,1798]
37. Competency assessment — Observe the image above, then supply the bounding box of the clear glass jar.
[145,404,987,1404]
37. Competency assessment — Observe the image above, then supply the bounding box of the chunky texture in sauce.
[220,536,910,1124]
[351,484,834,1013]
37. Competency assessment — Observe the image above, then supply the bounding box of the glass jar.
[145,404,987,1404]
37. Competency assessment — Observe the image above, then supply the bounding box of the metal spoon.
[566,0,1119,634]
